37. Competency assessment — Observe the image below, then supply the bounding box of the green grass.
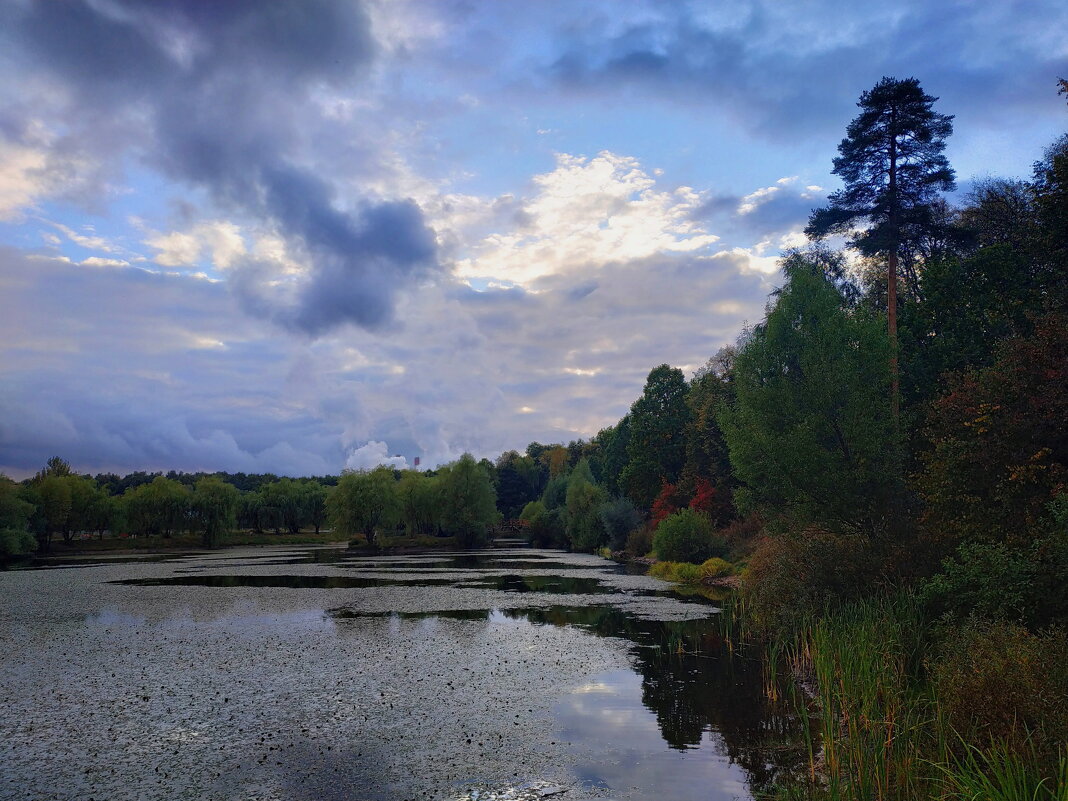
[934,741,1068,801]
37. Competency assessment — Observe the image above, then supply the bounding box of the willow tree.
[806,77,955,423]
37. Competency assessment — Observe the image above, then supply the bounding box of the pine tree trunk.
[888,250,900,427]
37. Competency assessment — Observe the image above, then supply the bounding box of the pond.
[0,545,809,800]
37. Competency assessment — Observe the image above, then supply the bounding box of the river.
[0,544,808,800]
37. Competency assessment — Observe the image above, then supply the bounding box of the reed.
[934,740,1068,801]
[769,593,1067,801]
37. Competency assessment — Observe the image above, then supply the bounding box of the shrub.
[672,562,703,583]
[519,500,545,523]
[931,619,1068,763]
[649,561,703,584]
[922,536,1068,628]
[718,513,764,548]
[921,541,1035,623]
[743,527,884,637]
[527,506,567,549]
[624,526,653,558]
[648,560,673,580]
[652,509,725,564]
[598,496,642,551]
[0,528,36,559]
[700,557,733,578]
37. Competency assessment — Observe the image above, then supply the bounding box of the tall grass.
[764,594,1067,801]
[934,740,1068,801]
[801,594,932,801]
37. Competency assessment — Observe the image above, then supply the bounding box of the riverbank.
[606,547,1067,800]
[30,531,469,559]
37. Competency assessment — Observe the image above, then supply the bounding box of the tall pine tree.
[806,77,955,423]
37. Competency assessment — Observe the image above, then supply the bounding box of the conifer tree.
[806,77,955,423]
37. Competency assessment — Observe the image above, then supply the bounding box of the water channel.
[0,544,809,800]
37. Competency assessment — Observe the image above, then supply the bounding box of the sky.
[0,0,1065,479]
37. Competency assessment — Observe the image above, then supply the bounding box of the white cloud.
[0,142,49,220]
[80,257,130,268]
[738,176,799,215]
[713,247,780,275]
[145,230,201,266]
[453,151,719,284]
[345,441,409,471]
[144,221,248,269]
[47,221,119,253]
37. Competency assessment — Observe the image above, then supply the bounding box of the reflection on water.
[7,544,809,800]
[107,548,810,797]
[327,603,810,797]
[111,574,458,588]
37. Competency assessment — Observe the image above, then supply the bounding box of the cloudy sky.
[0,0,1065,478]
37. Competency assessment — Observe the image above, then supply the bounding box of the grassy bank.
[633,551,1068,801]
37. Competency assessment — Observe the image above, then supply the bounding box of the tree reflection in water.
[367,604,814,798]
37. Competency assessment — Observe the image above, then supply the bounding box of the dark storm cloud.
[6,0,438,335]
[546,2,1067,139]
[0,249,342,476]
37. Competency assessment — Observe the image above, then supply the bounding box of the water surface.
[0,544,806,800]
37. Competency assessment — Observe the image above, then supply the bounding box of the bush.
[524,504,567,549]
[743,527,884,637]
[624,526,653,557]
[649,561,703,584]
[931,619,1068,763]
[700,557,733,578]
[652,509,725,564]
[0,528,36,559]
[598,496,642,551]
[718,513,764,548]
[519,500,545,523]
[922,537,1068,628]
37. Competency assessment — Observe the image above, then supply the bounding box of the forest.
[2,77,1067,799]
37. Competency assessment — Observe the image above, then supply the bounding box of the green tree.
[1032,134,1068,295]
[565,458,606,551]
[34,456,73,481]
[681,353,736,502]
[718,259,899,532]
[599,416,630,496]
[494,451,541,519]
[0,475,36,559]
[438,454,500,548]
[36,475,72,551]
[122,476,190,538]
[520,500,566,549]
[329,467,398,547]
[0,476,33,532]
[261,478,303,534]
[191,477,238,548]
[396,471,440,537]
[541,473,570,511]
[806,76,955,422]
[621,365,690,508]
[298,480,329,535]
